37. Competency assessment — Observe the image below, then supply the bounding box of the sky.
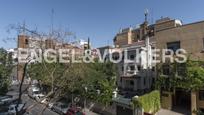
[0,0,204,49]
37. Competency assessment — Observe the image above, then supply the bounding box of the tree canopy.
[28,60,117,105]
[155,60,204,91]
[0,48,13,95]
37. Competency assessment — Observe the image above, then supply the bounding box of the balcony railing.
[123,70,145,77]
[123,69,155,77]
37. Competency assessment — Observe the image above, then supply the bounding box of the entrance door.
[173,89,191,114]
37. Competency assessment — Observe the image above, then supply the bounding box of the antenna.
[119,28,122,33]
[22,21,26,35]
[51,8,54,35]
[88,37,90,49]
[144,9,149,22]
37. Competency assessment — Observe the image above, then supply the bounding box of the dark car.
[0,105,9,113]
[66,108,85,115]
[0,95,13,106]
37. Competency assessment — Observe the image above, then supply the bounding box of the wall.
[156,21,204,61]
[197,91,204,110]
[161,91,172,110]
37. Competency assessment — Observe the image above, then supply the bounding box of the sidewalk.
[157,109,186,115]
[84,108,99,115]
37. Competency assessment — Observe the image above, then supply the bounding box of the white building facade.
[116,37,156,96]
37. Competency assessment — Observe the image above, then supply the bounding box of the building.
[116,40,156,95]
[114,23,154,48]
[113,16,204,114]
[155,18,204,114]
[113,16,157,115]
[17,34,86,81]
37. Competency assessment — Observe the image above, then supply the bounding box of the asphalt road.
[7,85,58,115]
[7,84,99,115]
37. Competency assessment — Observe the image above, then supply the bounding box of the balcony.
[123,59,142,65]
[124,69,145,77]
[126,69,137,76]
[123,69,155,78]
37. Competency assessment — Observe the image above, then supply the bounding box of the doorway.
[173,89,191,114]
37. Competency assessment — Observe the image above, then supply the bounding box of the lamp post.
[96,89,100,95]
[113,88,118,98]
[133,95,139,115]
[84,87,88,112]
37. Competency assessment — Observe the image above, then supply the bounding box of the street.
[7,85,58,115]
[7,84,99,115]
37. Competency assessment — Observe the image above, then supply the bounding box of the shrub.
[132,90,160,114]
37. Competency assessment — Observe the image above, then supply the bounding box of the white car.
[28,87,45,101]
[48,102,54,109]
[33,92,45,101]
[11,80,19,85]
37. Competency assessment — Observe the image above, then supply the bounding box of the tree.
[7,24,117,114]
[0,48,13,95]
[28,60,117,106]
[82,61,117,106]
[155,60,204,91]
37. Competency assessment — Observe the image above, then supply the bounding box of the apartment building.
[156,18,204,114]
[17,34,87,81]
[113,21,154,48]
[116,40,156,95]
[113,16,204,114]
[113,18,157,115]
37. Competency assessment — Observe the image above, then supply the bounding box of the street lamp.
[85,87,88,92]
[96,89,100,95]
[84,87,88,112]
[113,88,118,98]
[133,95,139,115]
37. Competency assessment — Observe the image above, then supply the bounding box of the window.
[121,66,124,71]
[137,34,140,39]
[199,90,204,100]
[163,65,170,75]
[130,65,135,71]
[112,52,119,60]
[25,39,29,45]
[130,80,134,86]
[129,54,135,60]
[167,41,180,53]
[152,56,156,60]
[137,65,141,71]
[144,78,146,86]
[177,64,186,76]
[152,67,155,72]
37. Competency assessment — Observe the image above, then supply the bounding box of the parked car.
[66,107,85,115]
[28,86,45,101]
[34,93,45,101]
[0,105,9,113]
[51,102,70,115]
[0,95,13,100]
[48,102,54,109]
[8,103,26,115]
[0,95,13,106]
[11,80,19,85]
